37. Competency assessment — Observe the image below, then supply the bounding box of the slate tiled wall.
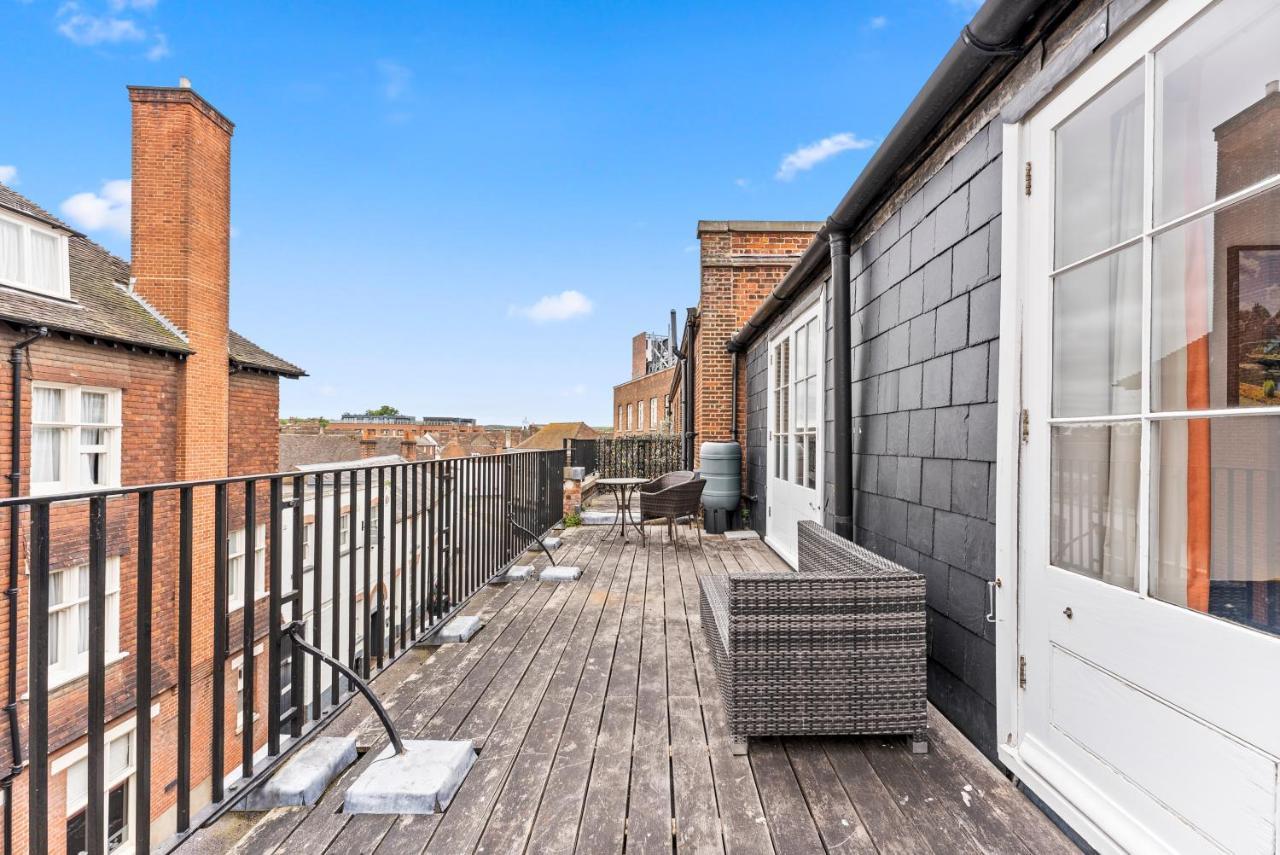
[743,119,1005,759]
[849,120,1003,758]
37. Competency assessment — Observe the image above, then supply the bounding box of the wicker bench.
[699,520,928,755]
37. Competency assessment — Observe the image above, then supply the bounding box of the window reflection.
[1152,417,1280,636]
[1051,423,1140,590]
[1155,0,1280,223]
[1153,184,1280,412]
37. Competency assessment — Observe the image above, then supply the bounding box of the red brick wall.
[693,222,820,465]
[631,332,648,380]
[612,366,678,436]
[229,372,280,476]
[0,331,186,853]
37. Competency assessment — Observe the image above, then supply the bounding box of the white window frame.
[30,383,123,496]
[650,397,657,430]
[232,644,264,734]
[302,521,315,567]
[0,209,71,299]
[59,722,136,854]
[227,525,267,610]
[47,557,123,689]
[339,512,351,553]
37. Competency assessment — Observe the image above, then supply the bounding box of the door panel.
[1016,1,1280,851]
[767,302,823,564]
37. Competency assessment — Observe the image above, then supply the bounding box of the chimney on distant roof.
[129,82,235,480]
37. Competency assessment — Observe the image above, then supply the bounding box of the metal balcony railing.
[2,448,564,855]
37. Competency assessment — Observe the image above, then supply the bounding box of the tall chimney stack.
[128,82,234,480]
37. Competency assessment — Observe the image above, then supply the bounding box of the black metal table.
[597,477,648,542]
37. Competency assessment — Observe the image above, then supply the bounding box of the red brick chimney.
[631,332,648,379]
[129,81,234,480]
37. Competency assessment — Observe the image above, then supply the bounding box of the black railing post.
[268,477,283,755]
[362,467,372,678]
[212,483,227,803]
[311,472,324,719]
[290,474,305,738]
[242,481,257,778]
[27,502,49,855]
[135,491,154,855]
[177,486,193,826]
[87,495,107,855]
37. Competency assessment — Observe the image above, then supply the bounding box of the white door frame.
[996,2,1280,852]
[765,290,826,565]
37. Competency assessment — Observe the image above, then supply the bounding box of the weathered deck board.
[199,522,1078,855]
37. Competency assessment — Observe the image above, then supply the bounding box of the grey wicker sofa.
[698,520,928,755]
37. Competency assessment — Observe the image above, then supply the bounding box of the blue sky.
[2,0,978,425]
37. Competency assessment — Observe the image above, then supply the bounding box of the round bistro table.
[596,476,649,542]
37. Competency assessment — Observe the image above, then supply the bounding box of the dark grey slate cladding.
[742,119,1004,761]
[744,337,769,537]
[851,119,1002,759]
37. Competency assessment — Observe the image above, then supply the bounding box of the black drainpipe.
[681,308,697,470]
[729,350,739,443]
[827,229,853,540]
[4,326,47,855]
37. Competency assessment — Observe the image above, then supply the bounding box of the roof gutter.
[726,0,1061,354]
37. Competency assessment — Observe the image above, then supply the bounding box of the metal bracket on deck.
[509,513,557,566]
[281,621,405,755]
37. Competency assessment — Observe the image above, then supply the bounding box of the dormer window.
[0,210,70,299]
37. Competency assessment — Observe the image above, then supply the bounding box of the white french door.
[1013,1,1280,852]
[766,302,823,565]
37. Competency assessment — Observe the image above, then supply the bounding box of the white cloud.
[377,60,412,101]
[508,290,593,323]
[734,177,750,188]
[60,179,131,236]
[0,166,17,186]
[775,132,876,181]
[57,3,146,45]
[146,32,169,60]
[869,15,889,28]
[57,1,169,59]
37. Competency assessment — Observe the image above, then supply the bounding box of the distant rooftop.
[337,414,477,426]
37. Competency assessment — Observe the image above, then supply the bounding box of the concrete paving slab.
[579,511,616,526]
[237,736,357,809]
[542,536,563,550]
[539,566,582,582]
[343,740,477,815]
[435,615,483,643]
[724,529,761,541]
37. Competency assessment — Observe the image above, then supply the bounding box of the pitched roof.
[514,421,599,451]
[0,183,302,376]
[280,434,364,470]
[229,330,304,377]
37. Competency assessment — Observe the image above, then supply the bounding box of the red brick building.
[669,221,822,465]
[612,332,678,435]
[0,82,300,852]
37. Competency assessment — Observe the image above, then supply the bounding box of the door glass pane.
[1054,63,1145,267]
[1053,244,1143,417]
[1155,0,1280,225]
[1151,416,1280,637]
[1051,423,1141,589]
[1153,186,1280,410]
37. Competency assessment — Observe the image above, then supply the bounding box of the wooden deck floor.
[191,521,1078,855]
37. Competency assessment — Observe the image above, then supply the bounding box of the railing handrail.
[0,448,531,508]
[12,448,566,854]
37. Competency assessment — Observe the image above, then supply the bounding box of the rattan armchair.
[698,520,927,755]
[639,471,705,544]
